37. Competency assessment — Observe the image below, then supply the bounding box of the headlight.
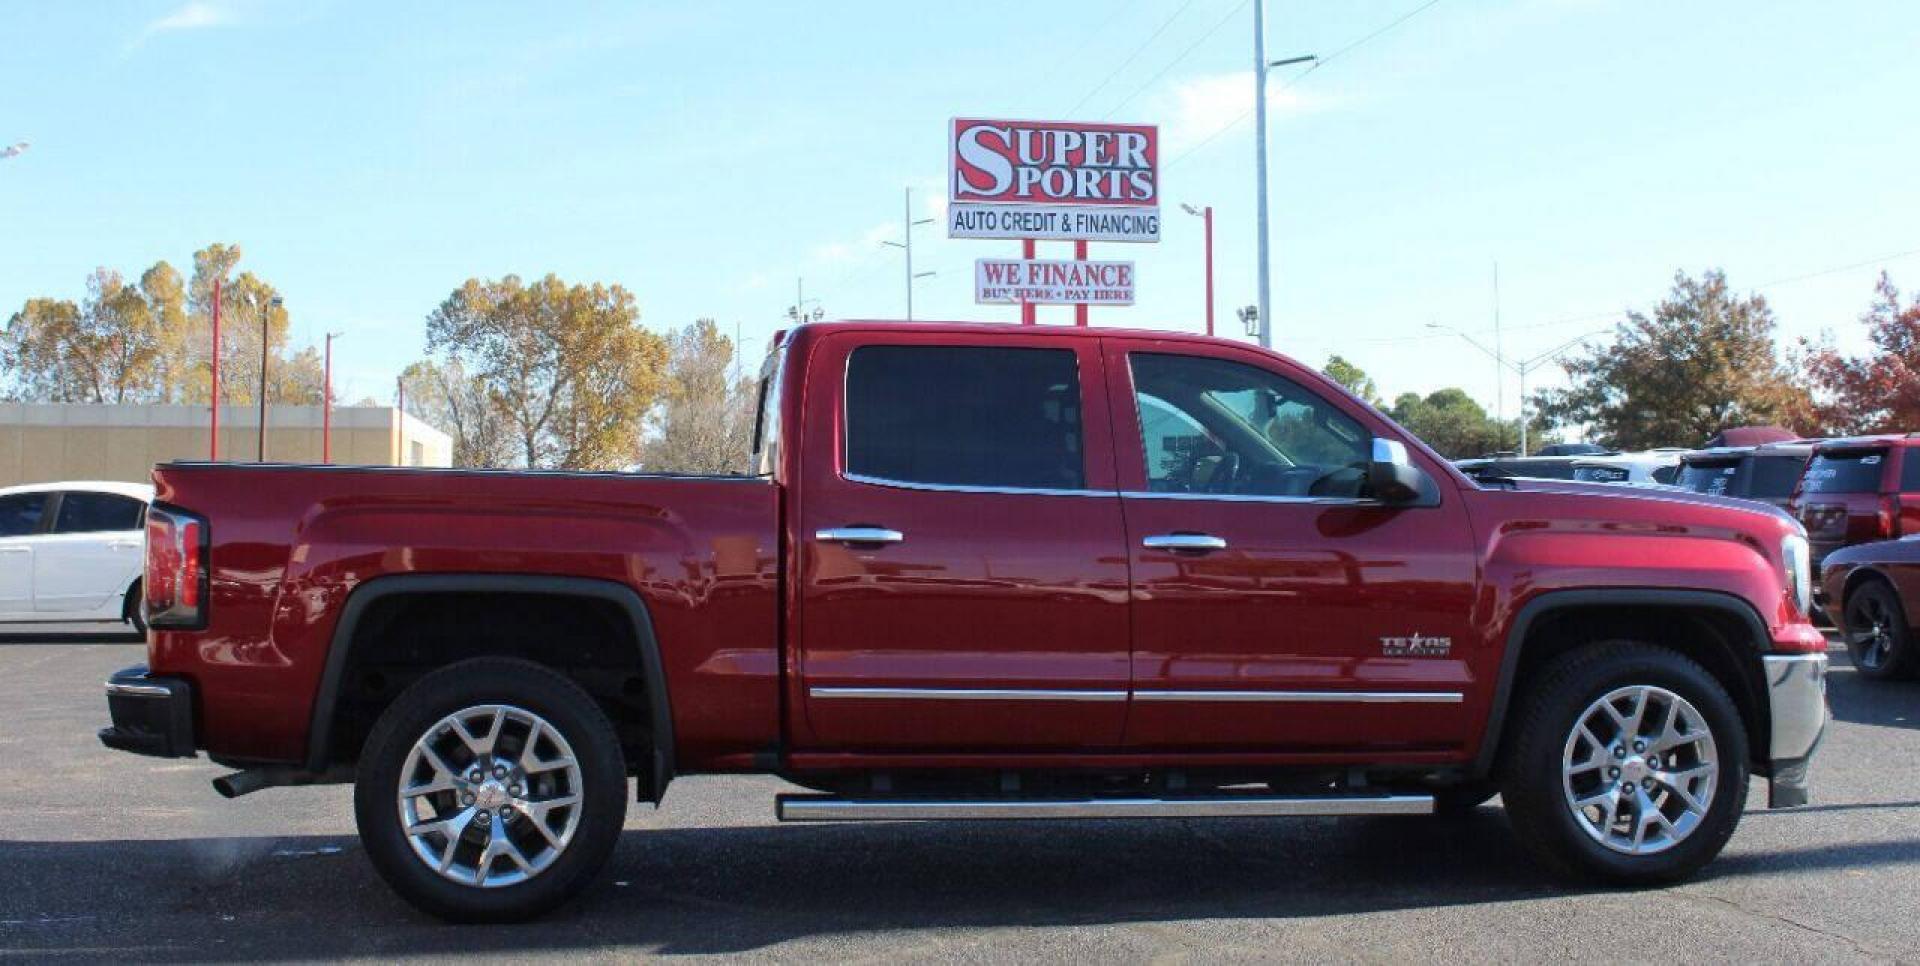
[1782,533,1811,616]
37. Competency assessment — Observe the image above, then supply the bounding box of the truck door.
[795,331,1130,750]
[1102,339,1483,755]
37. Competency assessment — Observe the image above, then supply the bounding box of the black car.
[1674,441,1816,510]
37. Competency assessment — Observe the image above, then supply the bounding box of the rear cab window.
[1801,448,1888,495]
[1679,459,1739,495]
[845,344,1085,491]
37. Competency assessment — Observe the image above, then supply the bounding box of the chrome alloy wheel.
[1560,685,1719,855]
[397,704,583,888]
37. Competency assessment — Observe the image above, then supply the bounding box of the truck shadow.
[4,810,1918,959]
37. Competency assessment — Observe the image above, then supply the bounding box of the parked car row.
[0,481,153,634]
[1456,432,1920,680]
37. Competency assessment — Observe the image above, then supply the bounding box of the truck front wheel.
[353,658,628,922]
[1501,642,1748,884]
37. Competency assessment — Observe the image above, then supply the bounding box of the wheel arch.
[304,573,675,800]
[1839,565,1900,622]
[1473,588,1772,781]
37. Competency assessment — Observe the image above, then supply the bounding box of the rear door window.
[52,492,146,533]
[1801,449,1887,494]
[845,345,1085,490]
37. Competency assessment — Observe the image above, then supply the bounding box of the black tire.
[1843,580,1917,681]
[1431,779,1500,816]
[354,658,628,922]
[123,581,146,636]
[1500,642,1748,885]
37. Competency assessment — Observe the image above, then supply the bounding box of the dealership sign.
[975,257,1135,305]
[948,118,1160,242]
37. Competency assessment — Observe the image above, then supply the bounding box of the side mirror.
[1369,438,1430,504]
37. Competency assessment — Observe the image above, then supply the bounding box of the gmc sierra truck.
[101,321,1830,921]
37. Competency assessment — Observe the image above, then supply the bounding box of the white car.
[0,481,152,633]
[1569,449,1686,487]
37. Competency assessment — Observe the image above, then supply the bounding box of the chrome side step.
[775,793,1434,822]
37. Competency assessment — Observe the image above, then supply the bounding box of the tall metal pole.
[1203,206,1216,337]
[256,297,278,461]
[1252,0,1272,348]
[1493,261,1504,430]
[323,333,336,464]
[903,187,915,321]
[210,278,221,460]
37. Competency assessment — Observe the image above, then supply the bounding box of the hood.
[1494,477,1800,528]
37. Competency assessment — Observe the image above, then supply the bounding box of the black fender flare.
[303,573,676,799]
[1470,587,1771,779]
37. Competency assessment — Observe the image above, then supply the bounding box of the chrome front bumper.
[1763,652,1828,807]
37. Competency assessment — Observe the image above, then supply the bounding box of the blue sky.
[3,0,1917,421]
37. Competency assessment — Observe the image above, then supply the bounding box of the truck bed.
[147,462,780,770]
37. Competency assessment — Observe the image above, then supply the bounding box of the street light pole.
[258,295,282,461]
[1253,0,1316,349]
[1427,323,1604,455]
[210,278,222,460]
[323,331,343,464]
[1181,204,1216,337]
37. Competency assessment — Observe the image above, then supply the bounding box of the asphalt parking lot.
[3,639,1917,962]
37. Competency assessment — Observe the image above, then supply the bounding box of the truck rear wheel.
[1501,642,1747,884]
[353,658,627,922]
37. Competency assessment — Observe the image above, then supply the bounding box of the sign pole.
[1074,240,1089,327]
[1021,239,1036,324]
[210,278,221,460]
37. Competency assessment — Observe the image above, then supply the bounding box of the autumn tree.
[425,274,668,470]
[1800,273,1920,434]
[1321,355,1382,407]
[2,242,323,405]
[1531,270,1809,450]
[640,319,758,474]
[399,358,517,468]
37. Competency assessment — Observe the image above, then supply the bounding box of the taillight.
[1880,495,1899,539]
[145,505,209,629]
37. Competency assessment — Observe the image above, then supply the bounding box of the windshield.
[1801,449,1886,495]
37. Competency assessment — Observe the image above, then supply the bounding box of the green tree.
[1322,354,1381,407]
[1390,388,1517,458]
[426,274,669,469]
[1531,270,1809,449]
[640,319,758,474]
[2,268,172,402]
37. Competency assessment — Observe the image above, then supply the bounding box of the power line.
[1164,0,1447,170]
[1064,0,1204,117]
[1103,0,1254,120]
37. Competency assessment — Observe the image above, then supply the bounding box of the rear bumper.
[98,665,196,759]
[1762,652,1828,807]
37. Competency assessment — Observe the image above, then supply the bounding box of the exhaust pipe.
[776,792,1434,822]
[212,766,349,799]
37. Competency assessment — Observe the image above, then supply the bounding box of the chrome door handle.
[815,527,905,545]
[1142,533,1227,552]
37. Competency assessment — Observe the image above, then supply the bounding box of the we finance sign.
[948,118,1160,243]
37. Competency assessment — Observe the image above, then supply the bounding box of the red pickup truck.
[101,321,1829,921]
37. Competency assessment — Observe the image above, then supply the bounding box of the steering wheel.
[1205,452,1243,494]
[1307,460,1370,498]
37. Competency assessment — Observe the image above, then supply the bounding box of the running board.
[775,793,1434,822]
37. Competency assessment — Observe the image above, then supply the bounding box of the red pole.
[1020,239,1036,325]
[1202,206,1215,338]
[210,278,221,460]
[1074,240,1089,327]
[322,334,333,464]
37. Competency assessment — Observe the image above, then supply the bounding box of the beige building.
[0,403,453,488]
